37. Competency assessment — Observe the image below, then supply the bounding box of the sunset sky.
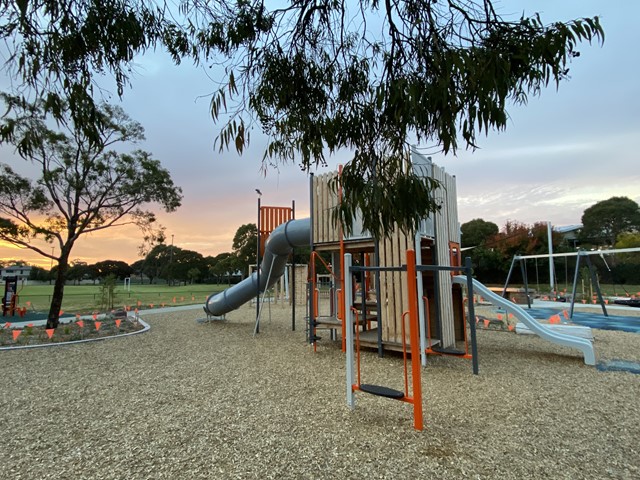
[1,1,639,268]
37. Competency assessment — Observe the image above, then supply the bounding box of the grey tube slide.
[452,276,596,365]
[204,218,310,316]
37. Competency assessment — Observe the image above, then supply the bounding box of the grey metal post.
[569,252,582,319]
[502,256,517,298]
[465,257,479,375]
[585,255,608,317]
[256,196,261,334]
[291,200,296,331]
[519,259,532,309]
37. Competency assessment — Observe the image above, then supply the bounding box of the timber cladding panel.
[379,226,411,344]
[312,172,340,245]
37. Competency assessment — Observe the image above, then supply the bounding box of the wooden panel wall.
[432,164,456,348]
[378,227,411,344]
[312,172,340,245]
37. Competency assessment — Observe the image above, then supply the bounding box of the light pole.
[256,189,262,333]
[169,234,174,286]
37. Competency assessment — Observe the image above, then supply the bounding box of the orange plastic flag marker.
[172,297,176,303]
[115,319,121,328]
[483,319,490,328]
[605,299,609,305]
[497,314,503,320]
[92,313,97,320]
[592,300,596,304]
[27,323,34,328]
[59,310,64,315]
[26,301,31,306]
[149,303,154,308]
[4,322,11,328]
[76,314,81,320]
[76,320,84,328]
[95,321,102,331]
[562,310,569,320]
[549,314,561,324]
[46,329,54,339]
[12,329,21,340]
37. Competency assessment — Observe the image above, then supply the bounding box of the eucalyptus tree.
[0,98,182,328]
[1,1,604,237]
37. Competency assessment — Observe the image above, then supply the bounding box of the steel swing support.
[345,250,424,431]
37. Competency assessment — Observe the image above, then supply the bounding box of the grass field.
[11,283,226,314]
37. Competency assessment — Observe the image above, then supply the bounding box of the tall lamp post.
[169,234,174,286]
[255,189,262,333]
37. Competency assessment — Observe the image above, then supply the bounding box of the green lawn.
[13,283,227,314]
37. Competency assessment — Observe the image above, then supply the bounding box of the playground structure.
[309,149,470,366]
[203,148,599,429]
[503,247,640,319]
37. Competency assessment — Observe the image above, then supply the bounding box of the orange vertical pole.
[406,249,424,431]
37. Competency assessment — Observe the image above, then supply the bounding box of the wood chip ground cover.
[1,304,638,479]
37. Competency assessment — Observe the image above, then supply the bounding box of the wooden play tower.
[310,149,468,361]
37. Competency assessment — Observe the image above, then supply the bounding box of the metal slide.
[204,218,310,316]
[452,276,596,366]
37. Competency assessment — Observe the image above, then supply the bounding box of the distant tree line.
[461,196,640,286]
[8,222,318,286]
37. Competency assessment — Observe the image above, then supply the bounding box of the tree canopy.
[0,98,183,327]
[581,196,640,246]
[0,0,604,238]
[461,218,499,248]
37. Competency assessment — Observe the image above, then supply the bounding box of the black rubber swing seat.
[359,384,405,399]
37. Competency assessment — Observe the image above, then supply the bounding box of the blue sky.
[1,1,639,266]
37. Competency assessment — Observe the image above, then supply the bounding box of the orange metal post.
[405,249,424,431]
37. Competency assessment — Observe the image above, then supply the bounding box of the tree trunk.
[46,252,71,329]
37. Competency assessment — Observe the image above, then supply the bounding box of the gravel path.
[1,303,638,479]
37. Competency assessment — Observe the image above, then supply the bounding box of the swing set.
[503,247,640,319]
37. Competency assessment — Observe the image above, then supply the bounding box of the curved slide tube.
[452,276,596,366]
[204,218,310,316]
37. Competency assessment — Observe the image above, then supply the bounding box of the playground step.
[431,346,467,356]
[359,384,405,399]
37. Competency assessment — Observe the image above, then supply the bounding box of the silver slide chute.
[204,218,310,316]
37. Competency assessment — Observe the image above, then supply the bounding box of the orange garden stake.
[549,314,561,324]
[508,325,515,332]
[115,319,121,328]
[27,323,34,328]
[483,319,490,328]
[46,329,54,339]
[95,321,102,331]
[92,313,97,320]
[12,329,21,340]
[76,320,84,328]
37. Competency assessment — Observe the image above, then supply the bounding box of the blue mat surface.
[524,308,640,334]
